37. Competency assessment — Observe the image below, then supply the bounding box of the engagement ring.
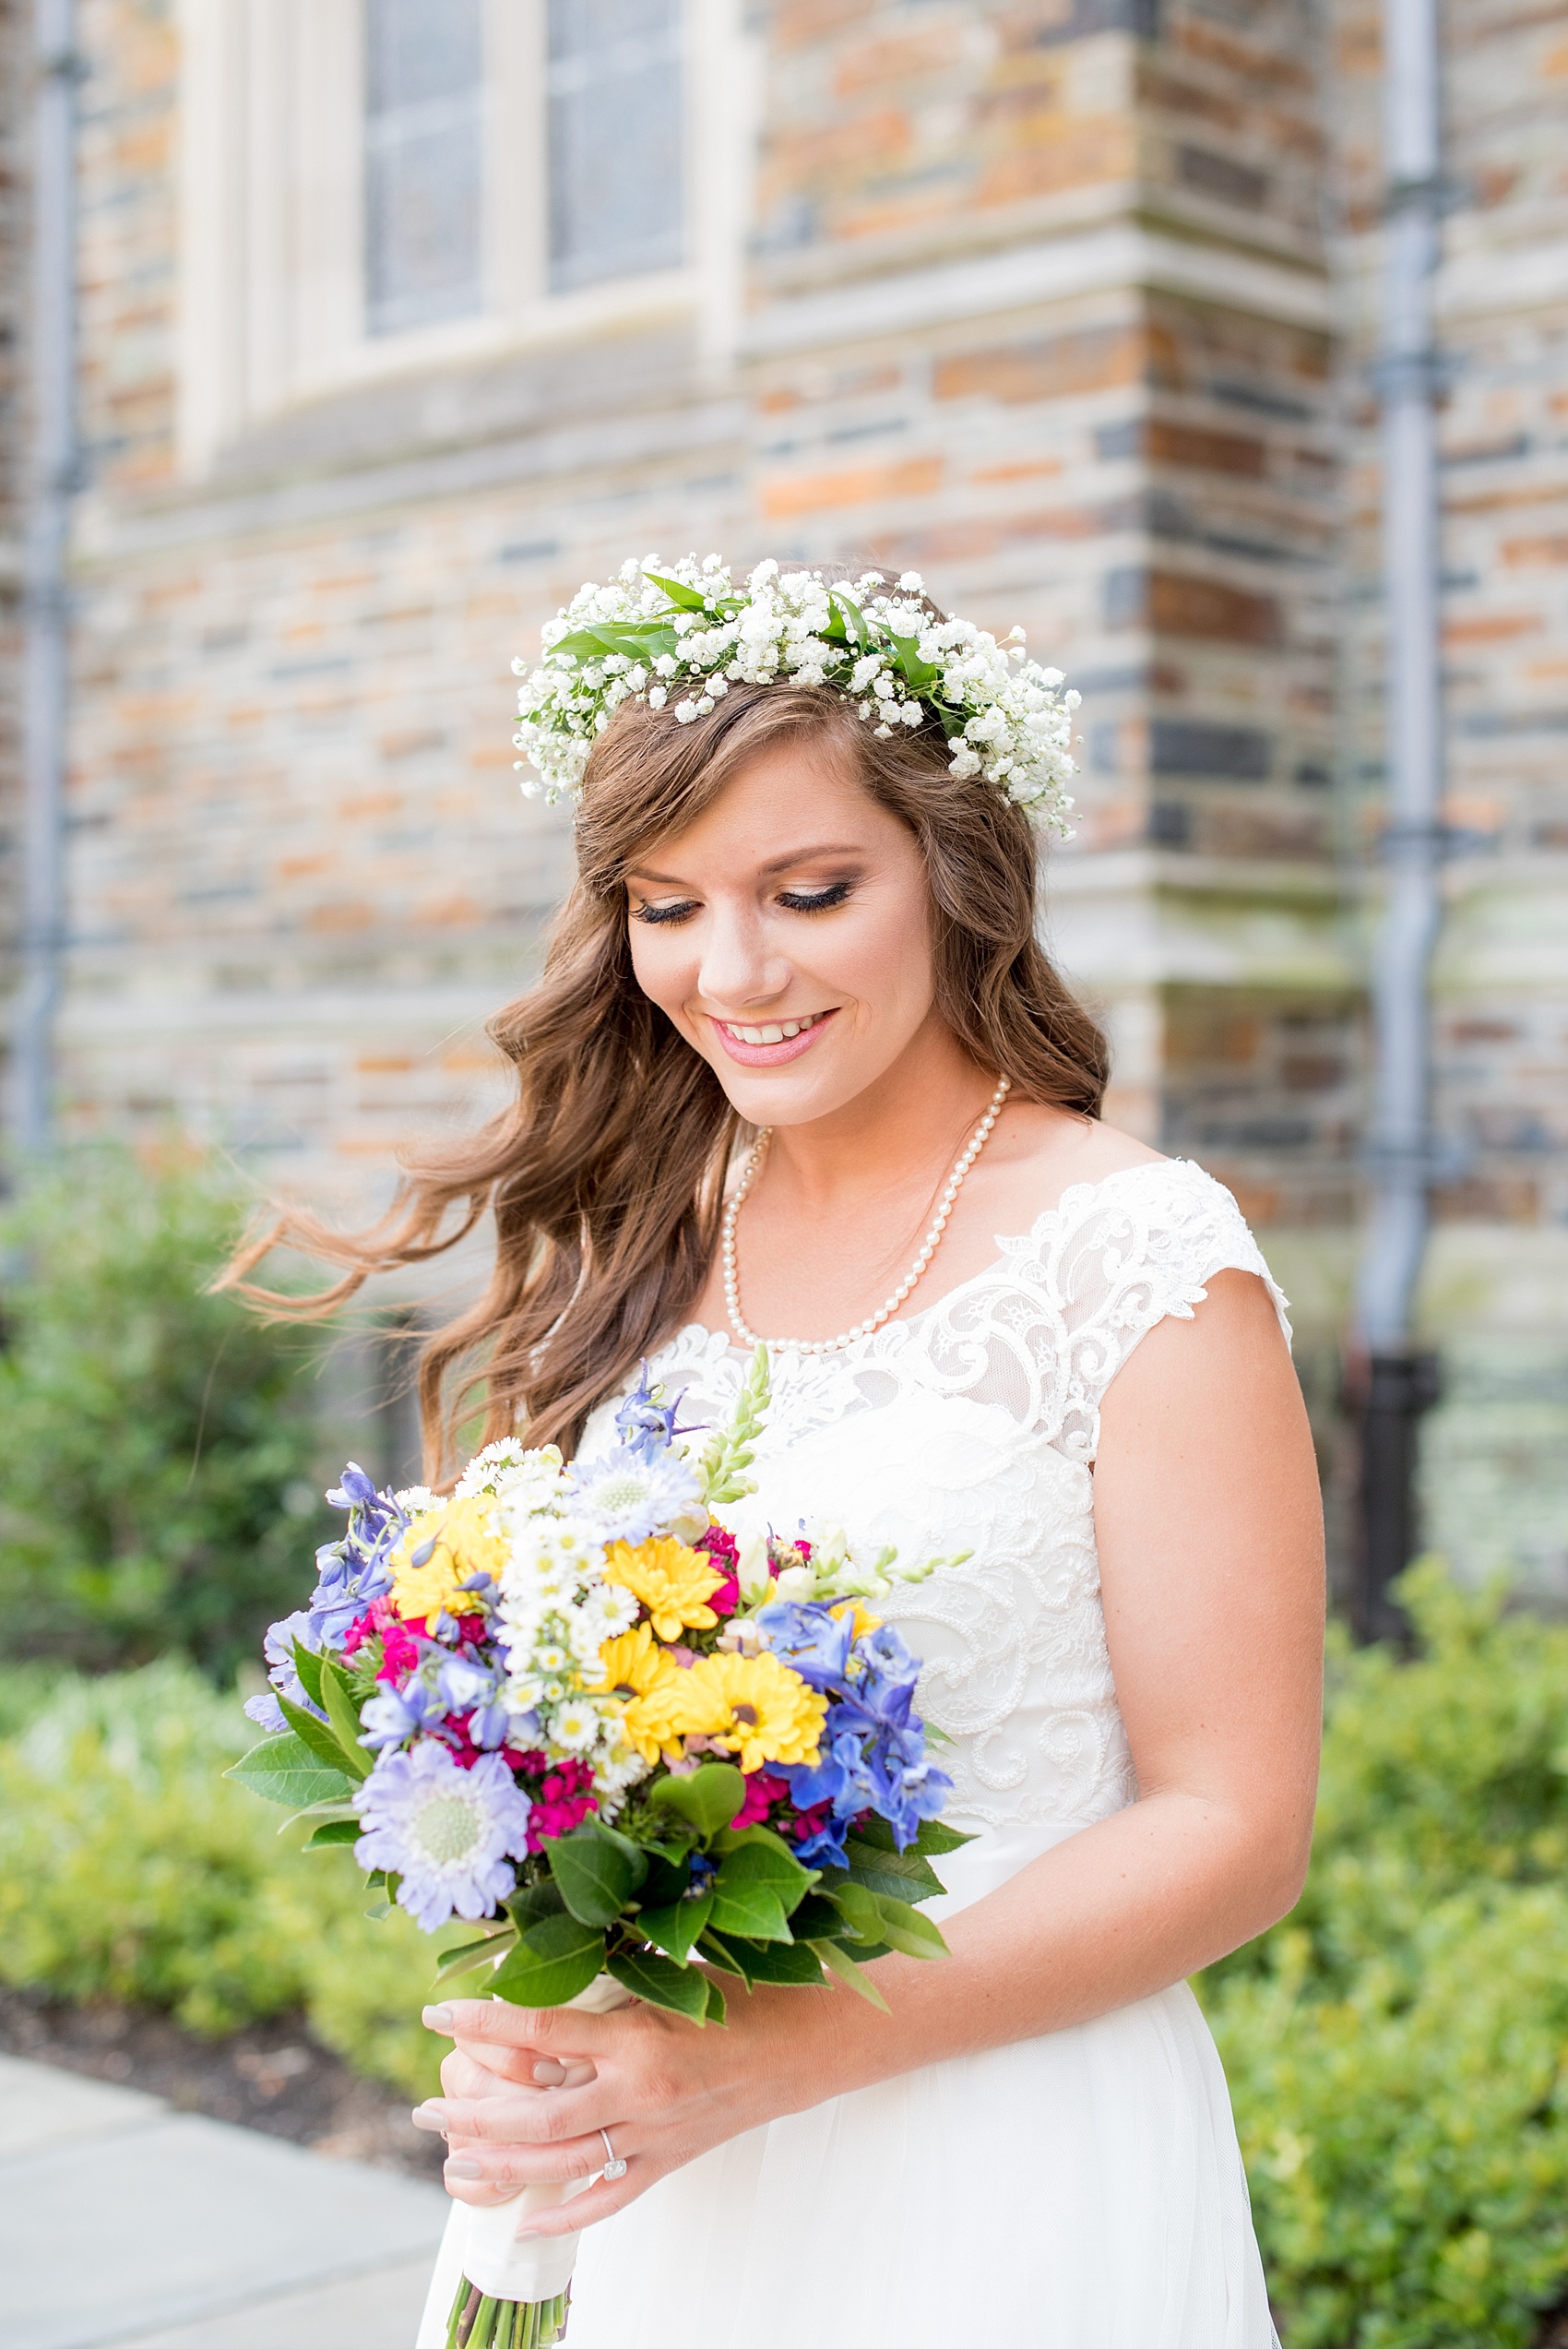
[600,2128,628,2180]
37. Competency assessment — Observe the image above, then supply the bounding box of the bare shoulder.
[980,1100,1167,1223]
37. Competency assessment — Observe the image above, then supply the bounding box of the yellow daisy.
[676,1651,828,1775]
[586,1624,688,1765]
[601,1536,725,1643]
[387,1496,507,1622]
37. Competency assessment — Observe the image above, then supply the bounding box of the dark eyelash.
[631,900,699,926]
[778,881,854,913]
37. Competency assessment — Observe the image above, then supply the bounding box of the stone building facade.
[0,0,1564,1584]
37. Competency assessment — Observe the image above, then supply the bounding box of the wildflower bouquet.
[229,1348,968,2349]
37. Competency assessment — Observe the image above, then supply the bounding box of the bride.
[269,562,1324,2346]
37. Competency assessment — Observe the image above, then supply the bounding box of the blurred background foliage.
[2,1152,1567,2343]
[0,1148,338,1678]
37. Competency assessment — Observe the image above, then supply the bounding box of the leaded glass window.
[547,0,684,294]
[364,0,486,337]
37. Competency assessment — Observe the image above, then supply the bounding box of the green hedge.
[0,1659,449,2097]
[1199,1562,1568,2347]
[0,1149,337,1679]
[2,1565,1565,2343]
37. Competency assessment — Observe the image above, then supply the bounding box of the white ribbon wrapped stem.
[414,1973,633,2345]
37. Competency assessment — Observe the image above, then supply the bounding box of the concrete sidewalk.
[0,2053,449,2349]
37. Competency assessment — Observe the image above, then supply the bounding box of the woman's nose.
[696,911,789,1009]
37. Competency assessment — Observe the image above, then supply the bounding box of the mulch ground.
[0,1985,444,2180]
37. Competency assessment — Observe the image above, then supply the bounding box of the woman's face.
[624,735,944,1130]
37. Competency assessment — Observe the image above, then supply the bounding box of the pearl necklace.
[721,1075,1012,1355]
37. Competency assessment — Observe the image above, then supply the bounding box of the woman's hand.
[411,1983,839,2235]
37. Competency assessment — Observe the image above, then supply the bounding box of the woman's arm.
[417,1268,1324,2231]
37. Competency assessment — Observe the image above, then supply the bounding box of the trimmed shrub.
[0,1149,336,1679]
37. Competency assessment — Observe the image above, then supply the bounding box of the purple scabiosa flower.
[353,1741,532,1933]
[567,1443,701,1545]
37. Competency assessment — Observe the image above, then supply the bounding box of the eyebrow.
[625,842,866,886]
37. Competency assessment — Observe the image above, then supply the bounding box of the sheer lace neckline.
[670,1151,1179,1359]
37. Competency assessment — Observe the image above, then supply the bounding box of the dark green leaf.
[639,1853,695,1909]
[278,1692,358,1777]
[706,1932,825,1987]
[851,1813,974,1860]
[491,1914,606,2008]
[608,1946,711,2021]
[808,1937,889,2011]
[304,1818,362,1848]
[703,1973,728,2024]
[505,1878,566,1931]
[224,1734,355,1810]
[638,1891,713,1965]
[823,1878,886,1943]
[843,1835,945,1903]
[707,1876,793,1942]
[647,1763,746,1841]
[712,1834,815,1908]
[316,1661,372,1780]
[545,1820,647,1928]
[291,1639,327,1711]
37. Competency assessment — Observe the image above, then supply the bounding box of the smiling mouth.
[711,1008,837,1064]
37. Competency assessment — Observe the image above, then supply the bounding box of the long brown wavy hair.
[221,676,1108,1472]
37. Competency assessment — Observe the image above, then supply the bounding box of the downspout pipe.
[1351,0,1445,1636]
[13,0,80,1159]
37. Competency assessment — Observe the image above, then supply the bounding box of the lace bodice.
[583,1158,1289,1855]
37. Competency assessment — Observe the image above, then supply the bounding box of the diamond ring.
[599,2127,627,2180]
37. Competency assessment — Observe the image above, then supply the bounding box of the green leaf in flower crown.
[304,1818,362,1849]
[316,1660,373,1781]
[546,1819,648,1928]
[647,1763,747,1841]
[290,1639,327,1711]
[638,1891,713,1966]
[704,1932,826,1988]
[608,1946,712,2022]
[225,1734,356,1810]
[278,1692,359,1778]
[808,1937,889,2011]
[491,1914,606,2008]
[642,570,710,612]
[841,1836,946,1903]
[830,590,871,649]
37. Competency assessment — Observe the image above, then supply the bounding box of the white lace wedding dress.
[431,1157,1290,2348]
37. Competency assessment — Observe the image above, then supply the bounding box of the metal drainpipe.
[13,0,80,1159]
[1350,0,1446,1638]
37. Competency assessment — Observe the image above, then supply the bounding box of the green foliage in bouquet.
[0,1148,336,1678]
[1199,1561,1568,2348]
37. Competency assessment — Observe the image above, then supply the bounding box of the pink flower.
[698,1523,741,1616]
[732,1771,788,1829]
[523,1756,599,1851]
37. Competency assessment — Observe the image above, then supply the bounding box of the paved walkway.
[0,2053,449,2349]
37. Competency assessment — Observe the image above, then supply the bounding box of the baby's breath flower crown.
[512,554,1079,833]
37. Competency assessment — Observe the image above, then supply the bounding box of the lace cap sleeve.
[1032,1159,1292,1464]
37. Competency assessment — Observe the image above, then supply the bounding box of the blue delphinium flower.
[353,1740,532,1933]
[612,1362,698,1461]
[762,1607,953,1854]
[358,1674,448,1750]
[307,1465,406,1648]
[245,1608,327,1733]
[567,1442,701,1545]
